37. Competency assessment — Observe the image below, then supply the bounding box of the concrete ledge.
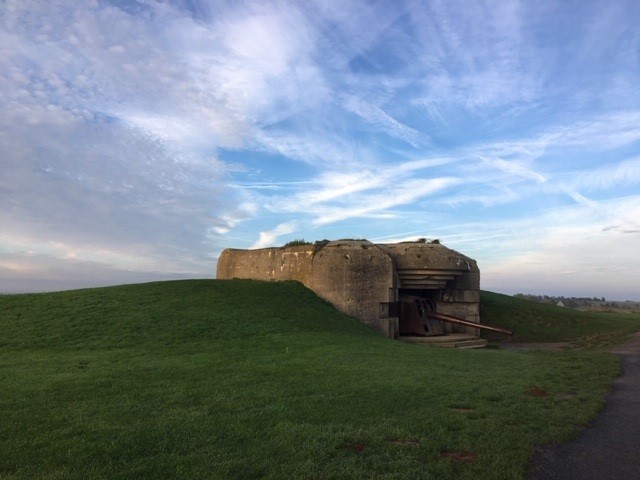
[399,334,487,349]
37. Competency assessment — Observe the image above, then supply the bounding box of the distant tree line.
[514,294,605,308]
[513,294,640,312]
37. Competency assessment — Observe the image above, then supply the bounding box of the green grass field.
[480,290,640,346]
[1,280,638,479]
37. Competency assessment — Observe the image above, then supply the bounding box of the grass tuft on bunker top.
[0,280,634,479]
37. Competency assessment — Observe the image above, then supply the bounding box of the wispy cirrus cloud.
[1,0,639,299]
[569,157,640,191]
[240,106,640,245]
[312,177,460,225]
[254,156,461,228]
[478,156,547,183]
[342,95,426,147]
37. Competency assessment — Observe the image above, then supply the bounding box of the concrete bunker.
[216,240,482,339]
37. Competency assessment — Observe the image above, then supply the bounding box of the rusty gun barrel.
[426,311,513,336]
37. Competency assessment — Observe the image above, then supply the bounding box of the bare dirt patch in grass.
[440,451,477,462]
[526,386,549,397]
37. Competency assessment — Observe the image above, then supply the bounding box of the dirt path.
[498,330,640,353]
[497,341,571,351]
[526,331,640,480]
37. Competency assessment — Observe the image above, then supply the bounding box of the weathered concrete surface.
[217,240,480,338]
[311,241,396,334]
[400,333,488,349]
[436,301,480,335]
[217,245,315,285]
[377,242,477,272]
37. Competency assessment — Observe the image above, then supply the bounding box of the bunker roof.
[375,241,478,272]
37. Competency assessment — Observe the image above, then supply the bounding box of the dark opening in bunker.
[397,288,444,337]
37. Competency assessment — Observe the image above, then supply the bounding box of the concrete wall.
[436,265,481,336]
[216,245,315,285]
[310,241,397,335]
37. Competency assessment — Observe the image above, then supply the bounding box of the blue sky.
[1,0,639,299]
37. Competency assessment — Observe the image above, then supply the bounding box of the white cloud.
[252,128,374,168]
[251,221,298,249]
[342,95,425,147]
[312,177,460,225]
[479,155,547,183]
[570,157,640,191]
[260,155,462,226]
[209,203,259,235]
[305,170,385,204]
[406,0,541,112]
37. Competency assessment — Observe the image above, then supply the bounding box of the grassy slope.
[480,291,640,346]
[0,280,631,479]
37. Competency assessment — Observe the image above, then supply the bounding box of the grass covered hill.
[0,280,635,479]
[480,290,640,346]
